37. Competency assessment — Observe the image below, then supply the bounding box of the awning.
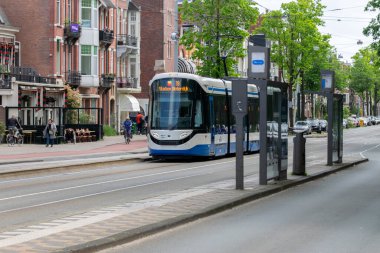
[178,57,196,74]
[119,94,140,112]
[99,0,116,8]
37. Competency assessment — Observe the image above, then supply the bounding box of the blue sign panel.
[252,59,265,65]
[70,24,79,33]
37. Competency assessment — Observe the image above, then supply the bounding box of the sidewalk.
[0,136,368,253]
[0,134,149,174]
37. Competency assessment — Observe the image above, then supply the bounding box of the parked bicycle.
[6,127,24,146]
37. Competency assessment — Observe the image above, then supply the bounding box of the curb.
[0,152,150,177]
[58,158,369,253]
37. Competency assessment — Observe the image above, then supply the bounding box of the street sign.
[248,45,270,80]
[321,70,335,92]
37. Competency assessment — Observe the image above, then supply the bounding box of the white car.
[293,121,312,134]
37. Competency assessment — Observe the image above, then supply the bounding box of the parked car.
[310,119,321,132]
[293,121,312,134]
[347,117,359,127]
[375,117,380,125]
[319,119,327,131]
[358,117,370,126]
[343,119,347,129]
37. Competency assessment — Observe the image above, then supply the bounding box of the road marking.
[0,174,259,248]
[0,158,257,202]
[359,143,380,158]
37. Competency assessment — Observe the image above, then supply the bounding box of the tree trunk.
[366,91,370,116]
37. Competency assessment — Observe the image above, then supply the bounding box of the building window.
[0,96,2,105]
[81,0,92,27]
[167,40,172,59]
[56,40,61,75]
[68,0,72,22]
[129,57,136,78]
[81,45,98,75]
[130,12,136,22]
[56,0,61,24]
[110,9,114,30]
[167,10,172,26]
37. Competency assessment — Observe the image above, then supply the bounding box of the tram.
[148,72,260,158]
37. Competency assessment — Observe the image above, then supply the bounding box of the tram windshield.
[151,78,203,130]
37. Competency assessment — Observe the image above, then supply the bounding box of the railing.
[0,75,11,89]
[99,29,114,46]
[100,74,115,88]
[116,77,139,89]
[65,70,81,87]
[11,73,57,84]
[116,35,138,47]
[1,65,58,85]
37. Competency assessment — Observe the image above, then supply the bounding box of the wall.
[1,0,55,76]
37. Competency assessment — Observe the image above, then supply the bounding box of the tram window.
[194,99,203,128]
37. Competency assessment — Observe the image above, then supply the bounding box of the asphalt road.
[100,127,380,253]
[0,126,378,236]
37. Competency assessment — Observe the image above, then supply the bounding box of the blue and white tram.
[148,72,260,158]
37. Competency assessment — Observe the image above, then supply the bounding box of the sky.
[255,0,377,63]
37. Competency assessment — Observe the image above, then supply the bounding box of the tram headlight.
[179,131,191,139]
[151,132,159,139]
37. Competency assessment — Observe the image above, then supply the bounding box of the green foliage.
[257,0,326,85]
[103,125,117,136]
[364,0,380,55]
[79,113,91,124]
[64,85,81,108]
[0,121,5,135]
[343,106,350,119]
[180,0,259,78]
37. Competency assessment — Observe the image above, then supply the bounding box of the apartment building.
[0,0,141,129]
[132,0,177,115]
[0,6,19,123]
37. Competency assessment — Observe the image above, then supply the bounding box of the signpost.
[231,78,247,190]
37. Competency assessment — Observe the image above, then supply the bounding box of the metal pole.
[236,115,244,189]
[174,0,179,72]
[327,92,333,166]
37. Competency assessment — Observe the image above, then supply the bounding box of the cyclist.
[7,115,22,136]
[6,115,22,145]
[123,117,133,143]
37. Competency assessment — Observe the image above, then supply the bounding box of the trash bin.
[293,131,306,175]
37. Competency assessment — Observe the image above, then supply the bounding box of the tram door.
[209,96,215,156]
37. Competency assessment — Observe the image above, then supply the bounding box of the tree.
[350,48,377,116]
[364,0,380,55]
[257,0,326,127]
[180,0,259,78]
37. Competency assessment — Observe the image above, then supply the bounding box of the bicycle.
[124,129,132,144]
[6,128,24,146]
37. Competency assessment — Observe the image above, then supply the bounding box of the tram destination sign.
[158,79,192,92]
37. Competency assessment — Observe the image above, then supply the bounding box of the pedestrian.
[43,119,57,147]
[136,112,144,135]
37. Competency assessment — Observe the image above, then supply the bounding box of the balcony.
[0,75,11,89]
[64,23,82,44]
[116,77,140,93]
[117,35,139,58]
[99,29,114,48]
[100,74,115,89]
[117,35,138,47]
[65,70,81,88]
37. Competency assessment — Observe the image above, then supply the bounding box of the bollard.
[293,132,306,175]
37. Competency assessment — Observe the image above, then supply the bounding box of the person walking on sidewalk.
[136,112,144,135]
[43,119,57,147]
